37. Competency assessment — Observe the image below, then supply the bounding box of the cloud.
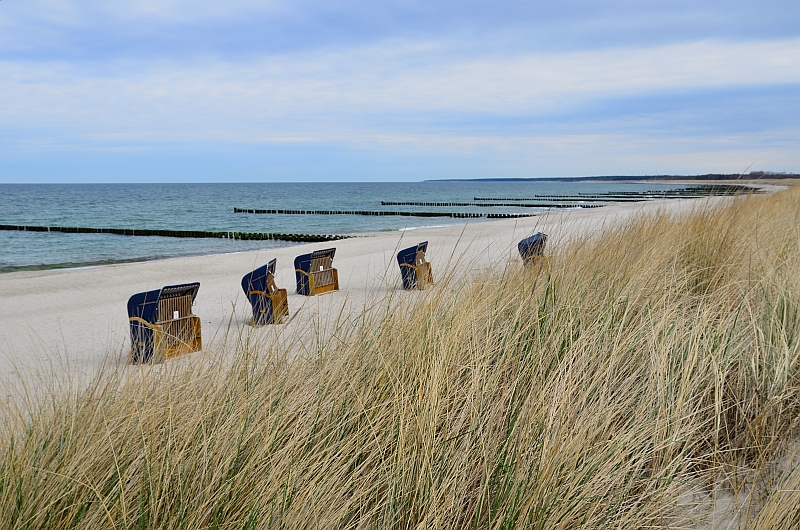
[0,1,798,180]
[1,38,798,145]
[2,0,799,60]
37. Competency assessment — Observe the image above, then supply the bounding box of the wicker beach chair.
[518,232,548,266]
[397,241,433,290]
[294,248,339,296]
[127,282,202,364]
[241,259,289,325]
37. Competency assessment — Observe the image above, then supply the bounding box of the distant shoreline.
[426,172,800,182]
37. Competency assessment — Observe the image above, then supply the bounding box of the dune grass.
[2,186,800,529]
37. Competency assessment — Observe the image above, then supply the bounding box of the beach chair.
[241,259,289,325]
[294,248,339,296]
[518,233,548,266]
[127,282,202,364]
[397,241,433,290]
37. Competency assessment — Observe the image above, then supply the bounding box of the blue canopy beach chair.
[294,248,339,296]
[241,259,289,325]
[397,241,433,290]
[127,282,202,364]
[518,232,548,266]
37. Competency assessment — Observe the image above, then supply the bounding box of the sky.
[0,1,799,182]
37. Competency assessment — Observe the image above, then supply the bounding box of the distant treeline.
[593,172,800,181]
[428,172,800,183]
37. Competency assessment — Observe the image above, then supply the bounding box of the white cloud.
[1,38,798,140]
[0,35,798,185]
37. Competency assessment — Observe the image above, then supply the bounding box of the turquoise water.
[0,181,679,272]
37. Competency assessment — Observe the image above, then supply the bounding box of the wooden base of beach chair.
[400,261,433,289]
[302,268,339,296]
[522,256,549,269]
[272,289,289,323]
[418,262,433,287]
[153,316,202,362]
[250,289,289,325]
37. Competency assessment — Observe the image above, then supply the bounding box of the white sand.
[0,196,742,383]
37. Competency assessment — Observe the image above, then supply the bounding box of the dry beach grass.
[1,185,799,528]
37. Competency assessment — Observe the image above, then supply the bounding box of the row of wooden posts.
[0,224,346,243]
[232,208,539,218]
[378,201,607,207]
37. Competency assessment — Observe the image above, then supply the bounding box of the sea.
[0,181,683,272]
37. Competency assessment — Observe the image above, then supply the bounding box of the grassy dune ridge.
[2,186,800,528]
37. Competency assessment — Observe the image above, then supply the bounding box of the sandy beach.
[0,194,749,381]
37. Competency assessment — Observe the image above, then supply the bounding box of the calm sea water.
[0,181,680,272]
